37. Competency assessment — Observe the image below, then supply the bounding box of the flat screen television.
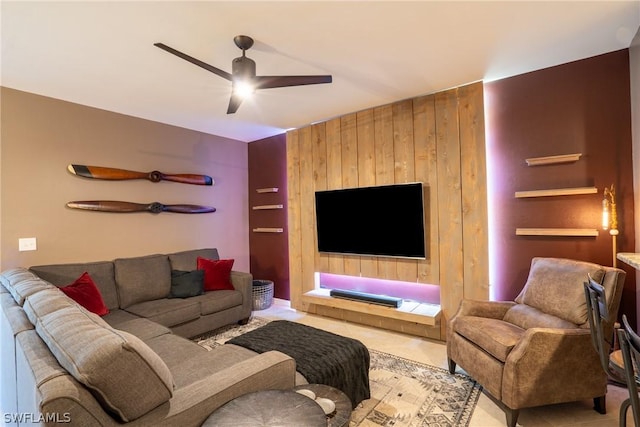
[314,182,426,259]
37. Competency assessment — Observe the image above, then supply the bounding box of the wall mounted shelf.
[515,187,598,198]
[516,228,599,237]
[252,204,284,210]
[256,188,279,193]
[302,288,440,326]
[525,153,582,166]
[252,228,283,233]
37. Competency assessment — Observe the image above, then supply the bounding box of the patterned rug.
[194,317,481,427]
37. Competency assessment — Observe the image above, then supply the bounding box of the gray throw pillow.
[169,270,204,298]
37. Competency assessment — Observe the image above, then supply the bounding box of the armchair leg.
[593,395,606,414]
[481,389,520,427]
[505,407,520,427]
[447,358,456,374]
[238,317,250,325]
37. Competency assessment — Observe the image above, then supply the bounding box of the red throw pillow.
[197,257,235,291]
[60,272,110,316]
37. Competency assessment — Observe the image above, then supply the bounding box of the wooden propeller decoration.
[154,35,333,114]
[66,201,216,214]
[68,164,213,186]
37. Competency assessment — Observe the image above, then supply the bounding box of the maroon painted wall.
[485,50,636,324]
[248,134,290,300]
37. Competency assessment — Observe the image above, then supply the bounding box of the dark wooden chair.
[616,315,640,427]
[584,275,626,386]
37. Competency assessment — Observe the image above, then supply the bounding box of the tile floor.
[257,299,634,427]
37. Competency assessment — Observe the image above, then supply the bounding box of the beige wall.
[0,88,249,270]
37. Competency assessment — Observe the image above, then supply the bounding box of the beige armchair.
[447,257,626,427]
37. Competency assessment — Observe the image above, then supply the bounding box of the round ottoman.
[202,389,326,427]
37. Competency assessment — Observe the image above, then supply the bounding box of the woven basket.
[252,280,274,310]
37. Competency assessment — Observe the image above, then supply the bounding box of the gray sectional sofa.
[0,248,298,426]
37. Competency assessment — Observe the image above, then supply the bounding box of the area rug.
[194,317,481,427]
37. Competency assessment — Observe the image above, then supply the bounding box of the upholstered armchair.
[447,257,626,427]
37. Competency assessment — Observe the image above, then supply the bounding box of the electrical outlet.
[18,237,37,251]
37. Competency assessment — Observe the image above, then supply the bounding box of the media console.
[329,289,403,308]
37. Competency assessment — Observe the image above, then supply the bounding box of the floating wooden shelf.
[252,228,283,233]
[252,204,284,210]
[515,187,598,198]
[302,288,441,326]
[256,188,279,193]
[525,153,582,166]
[516,228,599,237]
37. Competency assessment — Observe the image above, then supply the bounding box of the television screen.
[314,183,426,259]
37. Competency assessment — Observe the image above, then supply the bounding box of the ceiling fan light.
[232,81,255,99]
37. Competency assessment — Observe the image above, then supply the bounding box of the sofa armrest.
[452,299,516,320]
[502,328,602,409]
[143,350,296,426]
[230,271,253,319]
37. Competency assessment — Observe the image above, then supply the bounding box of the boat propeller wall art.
[66,164,216,214]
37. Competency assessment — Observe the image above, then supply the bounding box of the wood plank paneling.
[312,123,329,273]
[435,89,464,336]
[413,95,438,284]
[357,109,378,278]
[459,84,489,302]
[286,130,303,307]
[393,100,418,282]
[341,113,360,276]
[298,126,316,304]
[287,82,487,340]
[374,105,397,280]
[324,118,344,274]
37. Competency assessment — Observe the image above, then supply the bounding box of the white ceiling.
[2,1,639,142]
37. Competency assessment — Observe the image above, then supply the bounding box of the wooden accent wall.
[287,82,488,338]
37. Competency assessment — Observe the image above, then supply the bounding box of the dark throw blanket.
[227,320,370,408]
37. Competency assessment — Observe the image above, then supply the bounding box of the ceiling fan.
[154,35,332,114]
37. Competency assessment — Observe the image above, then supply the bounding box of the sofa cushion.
[112,318,172,341]
[1,268,55,306]
[193,290,243,315]
[125,298,200,327]
[23,288,78,325]
[197,257,235,291]
[30,261,119,311]
[144,333,207,371]
[114,254,171,309]
[169,270,204,298]
[454,315,525,362]
[1,292,34,335]
[170,343,260,388]
[29,303,174,422]
[503,303,579,330]
[101,308,143,327]
[59,272,110,316]
[515,257,605,325]
[169,248,220,271]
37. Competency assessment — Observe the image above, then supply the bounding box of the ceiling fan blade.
[254,75,332,90]
[154,42,232,81]
[227,93,244,114]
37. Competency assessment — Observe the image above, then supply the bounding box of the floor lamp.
[602,184,618,267]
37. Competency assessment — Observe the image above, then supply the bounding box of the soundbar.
[329,289,403,308]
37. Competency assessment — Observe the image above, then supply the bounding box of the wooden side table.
[202,389,326,427]
[295,383,352,427]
